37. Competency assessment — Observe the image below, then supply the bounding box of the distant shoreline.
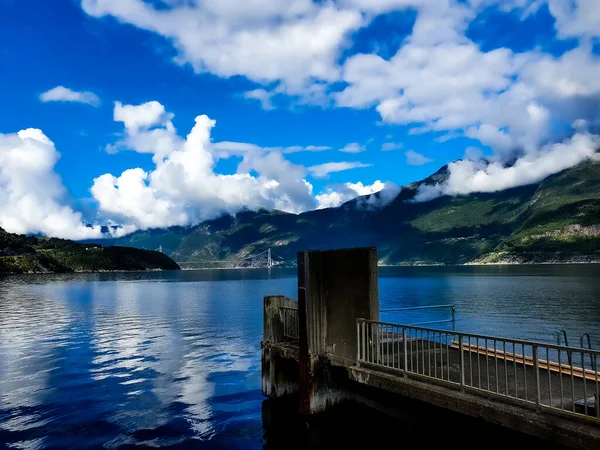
[0,268,180,276]
[3,260,599,275]
[178,260,600,270]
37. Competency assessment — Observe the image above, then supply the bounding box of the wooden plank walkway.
[451,341,600,382]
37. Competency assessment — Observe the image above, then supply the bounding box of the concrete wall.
[298,247,379,363]
[297,247,379,413]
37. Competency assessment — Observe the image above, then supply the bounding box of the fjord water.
[1,265,599,448]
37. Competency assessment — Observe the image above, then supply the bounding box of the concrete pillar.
[297,247,379,413]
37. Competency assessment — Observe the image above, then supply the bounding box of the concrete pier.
[261,247,600,449]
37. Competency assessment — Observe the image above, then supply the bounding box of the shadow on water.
[261,396,567,450]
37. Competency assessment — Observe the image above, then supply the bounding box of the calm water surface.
[1,265,599,448]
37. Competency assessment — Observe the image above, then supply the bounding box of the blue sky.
[0,0,599,238]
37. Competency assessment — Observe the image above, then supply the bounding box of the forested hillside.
[0,228,180,274]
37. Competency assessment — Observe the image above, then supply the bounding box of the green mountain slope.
[98,160,600,267]
[0,228,180,274]
[473,161,600,263]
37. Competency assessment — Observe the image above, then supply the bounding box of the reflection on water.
[0,265,599,448]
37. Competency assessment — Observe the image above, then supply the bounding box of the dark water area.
[1,265,598,448]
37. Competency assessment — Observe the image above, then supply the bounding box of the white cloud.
[40,86,100,107]
[381,142,403,151]
[210,141,331,158]
[465,124,514,154]
[114,101,171,131]
[81,0,363,96]
[340,142,366,153]
[332,2,600,158]
[91,101,318,230]
[0,129,104,239]
[405,149,434,165]
[211,141,261,156]
[415,133,600,201]
[316,180,386,209]
[79,0,600,158]
[547,0,600,40]
[336,3,520,138]
[302,145,332,153]
[307,161,372,178]
[520,47,600,100]
[243,88,275,110]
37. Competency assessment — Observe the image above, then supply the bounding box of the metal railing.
[356,319,600,423]
[381,304,456,329]
[280,306,299,340]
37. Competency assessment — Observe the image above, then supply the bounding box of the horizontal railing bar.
[279,306,298,310]
[381,304,454,312]
[356,318,600,356]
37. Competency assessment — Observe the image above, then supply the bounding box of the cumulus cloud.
[405,149,434,165]
[316,180,385,209]
[91,101,319,230]
[81,0,363,97]
[415,133,600,201]
[308,161,372,178]
[381,142,403,151]
[0,129,104,239]
[79,0,600,153]
[340,142,366,153]
[40,86,100,107]
[336,2,524,140]
[334,1,600,154]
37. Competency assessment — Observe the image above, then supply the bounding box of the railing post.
[452,307,456,331]
[459,334,465,391]
[533,345,541,410]
[402,327,408,378]
[356,320,360,364]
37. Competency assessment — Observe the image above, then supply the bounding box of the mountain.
[0,228,180,274]
[93,160,600,267]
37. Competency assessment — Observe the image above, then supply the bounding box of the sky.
[0,0,599,239]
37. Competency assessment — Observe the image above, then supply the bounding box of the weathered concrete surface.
[261,295,300,399]
[261,342,299,398]
[297,247,378,413]
[298,355,353,413]
[349,365,600,450]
